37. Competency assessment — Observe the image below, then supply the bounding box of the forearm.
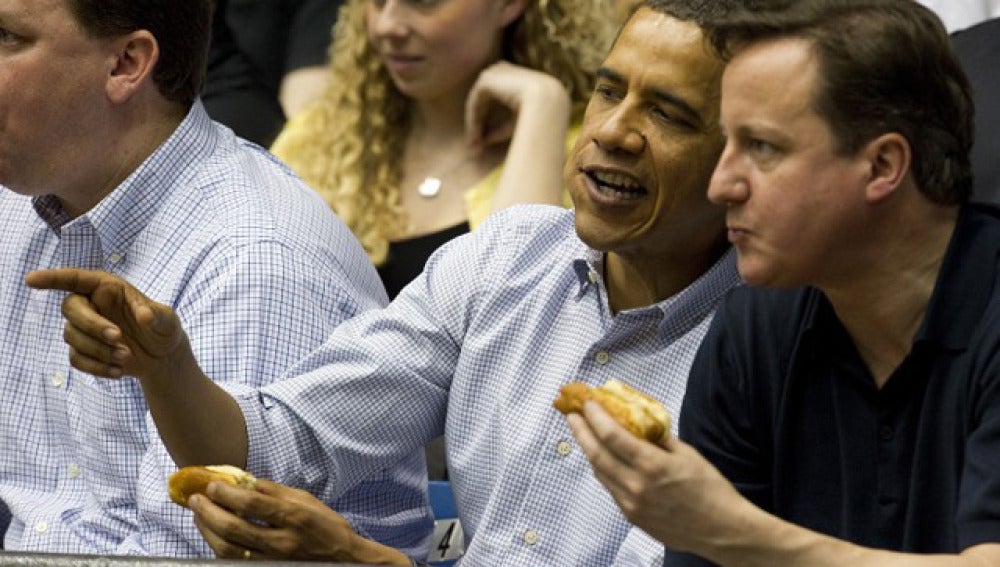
[139,340,249,469]
[491,79,571,211]
[700,503,999,567]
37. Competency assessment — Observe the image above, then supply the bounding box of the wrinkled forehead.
[722,38,820,115]
[608,8,724,115]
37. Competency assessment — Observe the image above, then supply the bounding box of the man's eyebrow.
[596,66,704,127]
[596,66,625,84]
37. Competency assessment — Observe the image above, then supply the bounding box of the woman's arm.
[465,61,573,212]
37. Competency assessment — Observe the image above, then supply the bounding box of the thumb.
[657,430,679,452]
[128,297,185,356]
[138,302,174,337]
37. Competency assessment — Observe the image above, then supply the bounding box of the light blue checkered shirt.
[0,102,432,557]
[233,205,740,566]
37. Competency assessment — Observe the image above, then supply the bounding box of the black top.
[378,222,470,299]
[203,0,341,146]
[952,18,1000,205]
[666,205,1000,565]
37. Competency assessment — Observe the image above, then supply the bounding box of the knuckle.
[282,508,314,531]
[214,515,246,540]
[270,534,300,557]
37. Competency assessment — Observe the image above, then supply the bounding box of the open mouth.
[585,169,648,201]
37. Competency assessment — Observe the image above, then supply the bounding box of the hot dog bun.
[168,465,258,507]
[554,379,671,442]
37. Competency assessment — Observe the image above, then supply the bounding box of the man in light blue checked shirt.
[0,0,431,559]
[31,0,751,565]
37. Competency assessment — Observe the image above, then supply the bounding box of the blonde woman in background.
[272,0,614,298]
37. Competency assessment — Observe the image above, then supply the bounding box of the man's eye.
[747,138,778,156]
[0,28,19,45]
[651,107,693,129]
[594,84,623,103]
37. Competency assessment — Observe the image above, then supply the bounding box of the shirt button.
[35,520,49,534]
[587,270,599,284]
[879,426,894,441]
[50,372,67,388]
[523,529,540,546]
[108,251,123,264]
[594,351,611,365]
[67,463,81,479]
[556,440,572,457]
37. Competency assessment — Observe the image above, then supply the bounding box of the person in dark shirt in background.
[203,0,341,146]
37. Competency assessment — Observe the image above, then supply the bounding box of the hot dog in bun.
[168,465,258,507]
[554,379,671,442]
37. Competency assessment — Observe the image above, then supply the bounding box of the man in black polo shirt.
[568,1,1000,565]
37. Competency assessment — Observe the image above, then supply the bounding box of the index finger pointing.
[26,268,108,295]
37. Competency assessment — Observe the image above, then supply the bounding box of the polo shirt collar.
[916,204,1000,350]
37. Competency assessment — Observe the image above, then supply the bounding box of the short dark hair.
[644,0,768,28]
[708,0,975,204]
[66,0,214,106]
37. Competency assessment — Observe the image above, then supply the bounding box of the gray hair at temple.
[66,0,214,106]
[708,0,975,204]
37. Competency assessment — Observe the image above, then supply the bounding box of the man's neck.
[824,204,959,388]
[604,239,729,313]
[60,100,187,218]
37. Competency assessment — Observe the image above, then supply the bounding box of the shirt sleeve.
[238,214,509,496]
[957,347,1000,548]
[116,238,419,556]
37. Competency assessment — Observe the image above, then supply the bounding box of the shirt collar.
[32,100,219,256]
[916,204,1000,350]
[571,245,742,341]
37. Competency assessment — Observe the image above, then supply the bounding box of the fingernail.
[102,328,118,341]
[112,347,129,360]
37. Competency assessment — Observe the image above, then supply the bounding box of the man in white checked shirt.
[0,0,431,559]
[30,0,749,565]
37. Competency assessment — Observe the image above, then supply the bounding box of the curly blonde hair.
[275,0,615,265]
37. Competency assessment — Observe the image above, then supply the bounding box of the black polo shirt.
[665,205,1000,565]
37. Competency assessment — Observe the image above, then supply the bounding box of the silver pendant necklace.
[415,152,472,199]
[417,177,443,198]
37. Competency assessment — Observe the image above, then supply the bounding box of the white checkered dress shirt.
[0,102,432,557]
[233,206,741,566]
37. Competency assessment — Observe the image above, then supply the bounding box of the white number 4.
[430,518,465,562]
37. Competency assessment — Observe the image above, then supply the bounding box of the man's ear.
[863,132,911,204]
[499,0,528,28]
[105,30,159,105]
